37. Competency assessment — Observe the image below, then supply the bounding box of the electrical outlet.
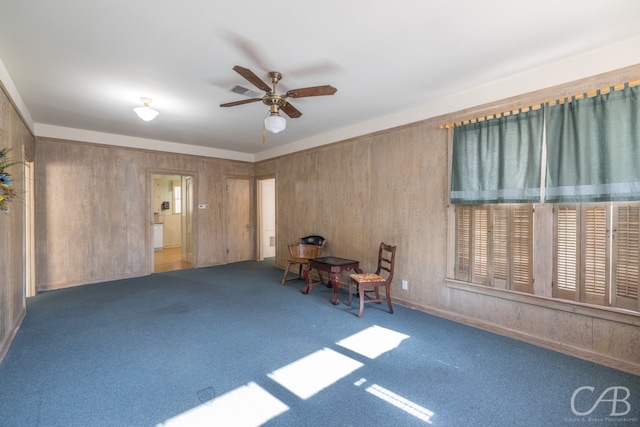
[402,280,408,290]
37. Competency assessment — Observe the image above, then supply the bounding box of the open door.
[258,177,276,260]
[150,173,194,273]
[185,176,193,264]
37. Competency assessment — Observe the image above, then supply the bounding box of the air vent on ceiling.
[229,85,262,98]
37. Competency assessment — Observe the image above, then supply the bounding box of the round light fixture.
[264,110,286,133]
[133,97,159,121]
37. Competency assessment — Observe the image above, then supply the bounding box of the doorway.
[257,177,276,260]
[152,173,194,273]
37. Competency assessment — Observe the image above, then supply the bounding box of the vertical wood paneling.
[34,139,254,291]
[0,87,34,362]
[259,123,448,304]
[2,64,638,372]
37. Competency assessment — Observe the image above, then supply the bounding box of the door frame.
[24,157,35,297]
[147,168,197,273]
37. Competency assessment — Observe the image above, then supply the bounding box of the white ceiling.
[1,1,640,161]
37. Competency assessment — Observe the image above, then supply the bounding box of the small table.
[302,256,362,305]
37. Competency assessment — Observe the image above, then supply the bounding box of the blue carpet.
[0,259,638,426]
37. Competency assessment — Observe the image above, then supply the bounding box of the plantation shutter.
[555,204,608,305]
[491,207,509,288]
[554,205,578,300]
[455,205,471,281]
[612,203,640,310]
[472,206,489,284]
[456,204,533,291]
[511,205,534,293]
[582,205,608,305]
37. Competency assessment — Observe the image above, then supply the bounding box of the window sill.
[445,279,640,327]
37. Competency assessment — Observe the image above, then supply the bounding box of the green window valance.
[545,84,640,202]
[451,108,544,204]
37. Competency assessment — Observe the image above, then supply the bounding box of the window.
[455,204,533,293]
[449,79,640,313]
[554,202,639,311]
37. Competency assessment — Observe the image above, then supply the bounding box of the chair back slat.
[375,243,396,283]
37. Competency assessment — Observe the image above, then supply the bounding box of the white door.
[259,178,276,259]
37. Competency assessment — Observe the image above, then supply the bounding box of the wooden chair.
[348,242,397,318]
[281,238,326,285]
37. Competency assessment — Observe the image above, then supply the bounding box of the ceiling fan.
[220,65,337,134]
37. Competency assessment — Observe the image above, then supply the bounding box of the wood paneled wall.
[34,139,253,291]
[257,64,640,374]
[3,64,640,373]
[0,87,34,362]
[256,123,448,299]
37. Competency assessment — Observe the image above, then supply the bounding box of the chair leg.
[374,286,381,304]
[281,262,292,285]
[358,286,365,318]
[347,279,354,307]
[386,288,394,314]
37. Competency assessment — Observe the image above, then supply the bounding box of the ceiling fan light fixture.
[133,97,159,121]
[221,66,337,140]
[264,110,286,134]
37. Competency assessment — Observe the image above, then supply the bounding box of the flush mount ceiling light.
[133,97,159,121]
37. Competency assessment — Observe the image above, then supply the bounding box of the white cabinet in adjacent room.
[153,223,163,250]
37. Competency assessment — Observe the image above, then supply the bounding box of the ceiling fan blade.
[281,102,302,118]
[222,32,271,72]
[233,65,272,93]
[220,98,263,107]
[286,85,337,98]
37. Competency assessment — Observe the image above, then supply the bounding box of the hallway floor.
[154,247,191,273]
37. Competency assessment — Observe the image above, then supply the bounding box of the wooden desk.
[302,256,362,305]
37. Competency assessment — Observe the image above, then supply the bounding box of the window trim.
[445,278,640,327]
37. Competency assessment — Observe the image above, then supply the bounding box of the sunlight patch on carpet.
[157,381,288,427]
[336,325,410,359]
[355,378,434,424]
[268,347,363,400]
